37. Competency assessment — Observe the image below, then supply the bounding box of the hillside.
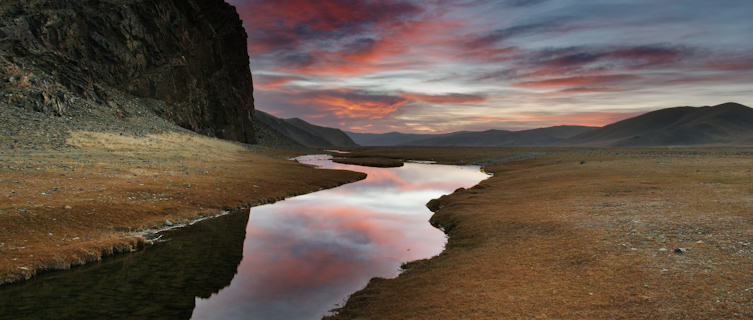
[346,131,443,146]
[253,117,306,150]
[406,126,596,146]
[564,102,753,146]
[254,110,358,147]
[349,126,594,147]
[0,0,255,150]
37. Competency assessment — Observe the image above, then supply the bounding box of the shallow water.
[0,155,488,320]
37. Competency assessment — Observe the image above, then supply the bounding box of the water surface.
[0,155,488,319]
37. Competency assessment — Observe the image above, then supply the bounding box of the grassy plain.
[0,131,365,285]
[328,147,753,319]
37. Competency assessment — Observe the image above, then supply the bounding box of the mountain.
[350,103,753,147]
[348,126,595,147]
[253,116,305,149]
[254,110,358,147]
[563,102,753,146]
[405,126,596,146]
[1,0,256,147]
[346,132,443,146]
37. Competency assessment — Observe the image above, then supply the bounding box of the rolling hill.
[563,102,753,146]
[254,110,358,147]
[253,116,305,149]
[345,132,443,146]
[348,126,595,147]
[406,126,596,146]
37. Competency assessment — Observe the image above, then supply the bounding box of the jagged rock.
[0,0,255,143]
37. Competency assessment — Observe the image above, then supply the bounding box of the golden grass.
[0,131,365,284]
[66,131,248,157]
[327,147,753,319]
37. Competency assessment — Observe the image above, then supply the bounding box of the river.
[0,155,489,320]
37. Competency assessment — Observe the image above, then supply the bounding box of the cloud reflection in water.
[192,155,488,320]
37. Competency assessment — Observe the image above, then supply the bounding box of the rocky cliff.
[0,0,255,144]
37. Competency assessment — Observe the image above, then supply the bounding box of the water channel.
[0,155,489,320]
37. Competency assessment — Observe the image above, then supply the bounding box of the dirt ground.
[327,147,753,319]
[0,131,364,285]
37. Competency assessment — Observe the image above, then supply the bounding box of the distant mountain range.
[258,102,753,148]
[254,110,358,147]
[347,126,596,147]
[563,102,753,146]
[346,102,753,147]
[344,132,441,146]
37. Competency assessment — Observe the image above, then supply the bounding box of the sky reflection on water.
[191,155,488,320]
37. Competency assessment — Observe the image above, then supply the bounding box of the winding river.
[0,155,489,320]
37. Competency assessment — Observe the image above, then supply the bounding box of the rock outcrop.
[0,0,255,143]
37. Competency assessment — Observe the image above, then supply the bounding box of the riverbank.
[0,131,365,285]
[328,147,753,319]
[331,156,404,168]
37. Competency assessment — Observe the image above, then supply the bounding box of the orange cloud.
[399,92,486,104]
[294,89,408,119]
[254,75,305,89]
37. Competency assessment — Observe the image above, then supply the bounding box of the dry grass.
[328,147,753,319]
[66,131,248,156]
[0,131,365,285]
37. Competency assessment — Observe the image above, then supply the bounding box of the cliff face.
[0,0,255,143]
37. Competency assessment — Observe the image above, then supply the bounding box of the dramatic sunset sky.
[228,0,753,133]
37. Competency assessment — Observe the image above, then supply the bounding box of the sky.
[228,0,753,133]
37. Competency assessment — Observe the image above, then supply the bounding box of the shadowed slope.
[255,110,358,147]
[253,116,306,150]
[347,126,594,147]
[565,102,753,146]
[346,132,443,146]
[405,125,596,146]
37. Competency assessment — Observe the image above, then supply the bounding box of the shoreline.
[325,147,753,319]
[1,171,366,287]
[0,132,367,286]
[133,172,368,244]
[325,154,502,319]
